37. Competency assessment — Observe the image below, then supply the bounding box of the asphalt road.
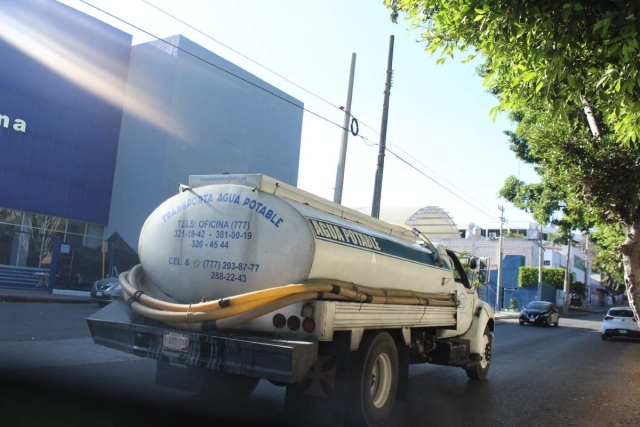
[1,301,638,427]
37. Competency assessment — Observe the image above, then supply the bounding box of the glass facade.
[0,206,104,269]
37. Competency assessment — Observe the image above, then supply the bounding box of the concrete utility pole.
[371,35,394,219]
[538,226,544,283]
[496,205,506,312]
[537,225,544,300]
[563,235,572,316]
[333,53,357,205]
[585,234,591,307]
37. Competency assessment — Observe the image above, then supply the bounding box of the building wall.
[436,237,538,270]
[107,35,304,249]
[0,0,131,225]
[544,250,563,268]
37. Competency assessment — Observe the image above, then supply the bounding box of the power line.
[357,119,499,218]
[80,0,502,223]
[141,0,344,112]
[358,135,501,222]
[78,0,347,132]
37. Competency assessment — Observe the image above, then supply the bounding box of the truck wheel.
[347,331,398,427]
[200,371,259,401]
[465,326,492,381]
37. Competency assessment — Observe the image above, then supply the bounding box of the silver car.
[90,277,122,307]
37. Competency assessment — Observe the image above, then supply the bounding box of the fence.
[477,283,555,311]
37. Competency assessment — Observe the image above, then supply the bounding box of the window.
[609,309,634,318]
[66,219,86,235]
[544,260,550,266]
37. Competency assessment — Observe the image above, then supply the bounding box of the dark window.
[609,309,634,318]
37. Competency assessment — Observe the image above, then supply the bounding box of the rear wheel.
[601,334,608,341]
[347,331,399,427]
[466,326,493,380]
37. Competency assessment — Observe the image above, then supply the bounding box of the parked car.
[519,301,560,327]
[601,307,640,340]
[90,277,122,307]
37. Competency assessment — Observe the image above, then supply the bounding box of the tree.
[386,0,640,143]
[386,0,640,323]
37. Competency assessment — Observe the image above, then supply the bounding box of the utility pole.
[563,233,572,316]
[333,53,357,204]
[538,231,544,284]
[585,233,591,307]
[537,225,544,301]
[371,35,394,219]
[496,205,506,312]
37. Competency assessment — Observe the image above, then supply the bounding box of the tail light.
[604,316,614,321]
[302,318,316,333]
[287,316,301,331]
[273,313,286,328]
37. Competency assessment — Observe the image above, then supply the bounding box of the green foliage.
[519,267,568,289]
[386,0,640,145]
[591,224,626,284]
[509,298,519,310]
[497,105,640,280]
[387,0,640,316]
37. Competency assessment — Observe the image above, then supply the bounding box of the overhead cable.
[78,0,347,132]
[141,0,345,112]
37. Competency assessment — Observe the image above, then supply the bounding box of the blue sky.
[59,0,539,226]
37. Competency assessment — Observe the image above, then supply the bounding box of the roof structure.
[405,206,461,239]
[355,206,461,239]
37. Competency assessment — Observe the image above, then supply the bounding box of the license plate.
[530,317,535,321]
[96,291,103,297]
[619,330,628,334]
[163,331,189,352]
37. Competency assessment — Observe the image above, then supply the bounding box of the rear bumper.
[86,299,318,384]
[603,328,640,338]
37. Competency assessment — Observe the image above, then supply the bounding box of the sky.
[59,0,540,227]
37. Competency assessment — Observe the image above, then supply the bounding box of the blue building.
[0,0,303,287]
[106,35,303,248]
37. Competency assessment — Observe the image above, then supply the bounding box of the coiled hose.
[119,264,457,332]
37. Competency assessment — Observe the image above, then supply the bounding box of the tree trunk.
[620,221,640,326]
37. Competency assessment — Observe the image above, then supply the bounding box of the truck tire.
[465,325,492,381]
[347,331,398,427]
[200,371,260,401]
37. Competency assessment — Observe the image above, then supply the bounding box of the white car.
[601,307,640,340]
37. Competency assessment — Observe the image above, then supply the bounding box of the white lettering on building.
[0,113,27,133]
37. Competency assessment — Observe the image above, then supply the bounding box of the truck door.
[447,250,475,335]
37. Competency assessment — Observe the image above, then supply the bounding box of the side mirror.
[469,258,478,270]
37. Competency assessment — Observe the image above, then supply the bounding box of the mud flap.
[396,341,409,400]
[283,331,351,427]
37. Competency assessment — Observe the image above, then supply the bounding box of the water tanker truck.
[87,174,494,427]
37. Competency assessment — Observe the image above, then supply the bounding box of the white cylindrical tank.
[139,183,453,303]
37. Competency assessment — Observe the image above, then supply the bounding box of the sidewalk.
[0,286,92,303]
